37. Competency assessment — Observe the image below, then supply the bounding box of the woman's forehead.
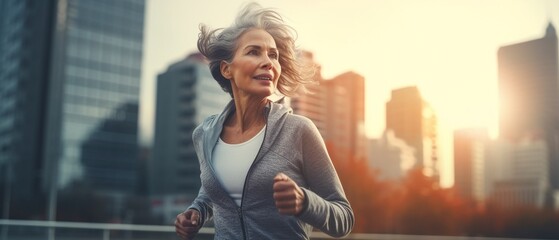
[237,28,277,49]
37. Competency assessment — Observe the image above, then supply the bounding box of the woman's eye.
[248,50,258,55]
[269,53,278,59]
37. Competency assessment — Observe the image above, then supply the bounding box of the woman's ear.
[220,60,231,80]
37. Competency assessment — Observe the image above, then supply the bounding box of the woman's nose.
[261,57,273,70]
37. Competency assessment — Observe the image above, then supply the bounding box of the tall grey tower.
[150,53,229,200]
[0,0,57,218]
[0,0,146,221]
[498,23,559,208]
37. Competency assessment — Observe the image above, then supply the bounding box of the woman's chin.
[252,88,275,97]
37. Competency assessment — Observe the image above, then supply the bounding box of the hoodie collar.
[202,99,292,164]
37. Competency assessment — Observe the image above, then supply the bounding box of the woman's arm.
[187,187,213,226]
[296,118,355,238]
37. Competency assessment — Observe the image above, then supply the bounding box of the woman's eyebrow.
[243,45,278,53]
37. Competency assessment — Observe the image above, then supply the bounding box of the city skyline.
[141,0,559,187]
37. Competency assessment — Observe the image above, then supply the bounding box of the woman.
[175,3,354,239]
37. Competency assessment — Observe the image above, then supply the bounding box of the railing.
[0,219,546,240]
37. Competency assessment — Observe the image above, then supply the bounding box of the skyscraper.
[289,51,326,135]
[81,102,139,193]
[0,0,57,217]
[150,53,230,199]
[453,128,489,201]
[385,86,439,179]
[368,130,416,180]
[290,51,366,158]
[490,138,550,208]
[497,23,559,208]
[323,72,367,158]
[0,0,146,221]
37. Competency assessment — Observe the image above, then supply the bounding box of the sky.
[140,0,559,187]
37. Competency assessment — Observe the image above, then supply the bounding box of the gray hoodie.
[188,100,354,239]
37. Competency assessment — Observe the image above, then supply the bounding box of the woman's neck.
[228,95,268,134]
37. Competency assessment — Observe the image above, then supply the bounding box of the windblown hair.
[197,2,314,97]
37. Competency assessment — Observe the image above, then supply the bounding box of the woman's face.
[222,28,281,98]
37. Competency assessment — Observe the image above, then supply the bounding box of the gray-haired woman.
[175,3,354,239]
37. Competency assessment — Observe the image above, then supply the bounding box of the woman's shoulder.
[269,101,314,128]
[282,113,325,146]
[193,114,219,135]
[284,113,318,132]
[286,113,313,124]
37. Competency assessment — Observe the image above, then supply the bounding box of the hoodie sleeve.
[295,117,355,238]
[187,187,213,226]
[185,121,214,226]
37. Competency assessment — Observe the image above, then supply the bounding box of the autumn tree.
[326,141,394,233]
[326,141,558,238]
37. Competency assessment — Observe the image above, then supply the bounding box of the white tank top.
[212,125,266,206]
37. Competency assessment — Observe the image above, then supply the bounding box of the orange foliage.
[395,168,470,235]
[325,141,559,238]
[326,141,394,233]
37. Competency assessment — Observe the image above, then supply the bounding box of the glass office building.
[151,53,229,196]
[50,0,144,189]
[149,53,230,223]
[498,23,559,209]
[0,1,56,217]
[0,0,145,222]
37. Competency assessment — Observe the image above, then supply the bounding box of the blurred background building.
[490,139,550,208]
[289,53,441,185]
[0,0,56,220]
[149,53,229,223]
[0,0,146,222]
[453,128,490,202]
[495,23,559,209]
[453,23,559,210]
[290,51,367,159]
[385,86,439,180]
[368,130,416,180]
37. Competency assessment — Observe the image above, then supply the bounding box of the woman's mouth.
[253,74,273,81]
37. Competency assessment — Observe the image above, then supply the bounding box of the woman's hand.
[175,209,201,240]
[273,173,306,215]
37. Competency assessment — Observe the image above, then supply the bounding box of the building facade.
[290,51,366,159]
[0,0,57,214]
[80,102,140,193]
[0,0,146,221]
[490,138,550,208]
[497,23,559,208]
[368,130,416,180]
[385,86,439,179]
[453,128,489,201]
[289,52,326,135]
[150,53,229,200]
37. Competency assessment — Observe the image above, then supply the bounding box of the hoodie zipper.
[238,109,269,240]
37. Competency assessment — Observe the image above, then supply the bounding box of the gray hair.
[197,2,313,97]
